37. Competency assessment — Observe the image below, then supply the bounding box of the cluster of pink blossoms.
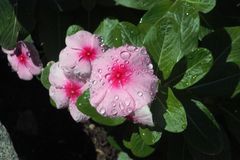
[2,30,159,126]
[50,30,158,126]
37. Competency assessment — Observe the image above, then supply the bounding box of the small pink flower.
[89,45,158,120]
[59,30,103,79]
[2,41,42,80]
[49,62,89,122]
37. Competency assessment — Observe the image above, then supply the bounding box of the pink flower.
[59,30,103,79]
[89,45,158,125]
[2,41,42,80]
[49,62,89,122]
[126,105,154,126]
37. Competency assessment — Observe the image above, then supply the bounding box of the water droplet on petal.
[127,46,137,51]
[111,109,118,115]
[120,64,125,68]
[99,108,106,115]
[105,73,111,79]
[98,69,102,73]
[120,51,131,60]
[112,102,116,107]
[125,100,131,106]
[148,63,153,69]
[127,108,133,113]
[137,91,143,96]
[140,49,147,55]
[114,96,119,100]
[124,60,129,64]
[92,80,97,85]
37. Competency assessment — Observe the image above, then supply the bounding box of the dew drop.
[99,108,106,115]
[105,73,111,79]
[120,64,125,68]
[114,96,119,100]
[127,108,133,113]
[127,46,137,51]
[124,60,129,64]
[148,63,153,69]
[98,69,102,73]
[186,12,189,16]
[140,49,147,55]
[78,103,82,106]
[111,109,118,115]
[137,91,143,97]
[92,80,97,85]
[120,51,131,60]
[125,100,131,106]
[112,102,116,107]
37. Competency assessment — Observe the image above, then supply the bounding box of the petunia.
[59,30,103,80]
[49,62,89,122]
[89,45,158,123]
[2,41,42,80]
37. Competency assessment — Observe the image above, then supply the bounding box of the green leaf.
[107,136,122,151]
[174,48,213,89]
[163,88,187,132]
[225,27,240,97]
[183,0,216,13]
[143,0,199,79]
[66,25,82,36]
[40,61,54,90]
[191,100,219,128]
[139,127,162,145]
[117,152,133,160]
[114,0,162,10]
[0,0,22,49]
[95,19,143,47]
[123,133,155,158]
[77,91,125,126]
[198,26,213,40]
[184,100,224,154]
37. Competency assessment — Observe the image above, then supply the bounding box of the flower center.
[64,81,81,101]
[17,53,27,65]
[107,64,132,88]
[81,47,96,61]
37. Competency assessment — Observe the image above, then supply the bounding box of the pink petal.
[68,102,89,122]
[95,87,135,117]
[130,105,154,126]
[124,72,158,110]
[7,55,19,71]
[16,64,33,80]
[49,62,69,87]
[73,59,92,79]
[25,58,42,75]
[49,86,69,109]
[2,47,15,55]
[65,30,100,50]
[59,47,79,70]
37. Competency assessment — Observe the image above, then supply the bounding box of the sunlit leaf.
[175,48,213,89]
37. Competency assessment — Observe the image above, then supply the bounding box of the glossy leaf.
[114,0,162,10]
[107,136,122,151]
[66,25,82,36]
[163,88,187,132]
[40,61,54,90]
[117,152,133,160]
[143,0,199,79]
[95,19,143,47]
[175,48,213,89]
[184,100,224,154]
[0,0,22,49]
[139,127,162,145]
[198,26,213,40]
[123,133,155,158]
[225,27,240,97]
[77,91,125,126]
[183,0,216,13]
